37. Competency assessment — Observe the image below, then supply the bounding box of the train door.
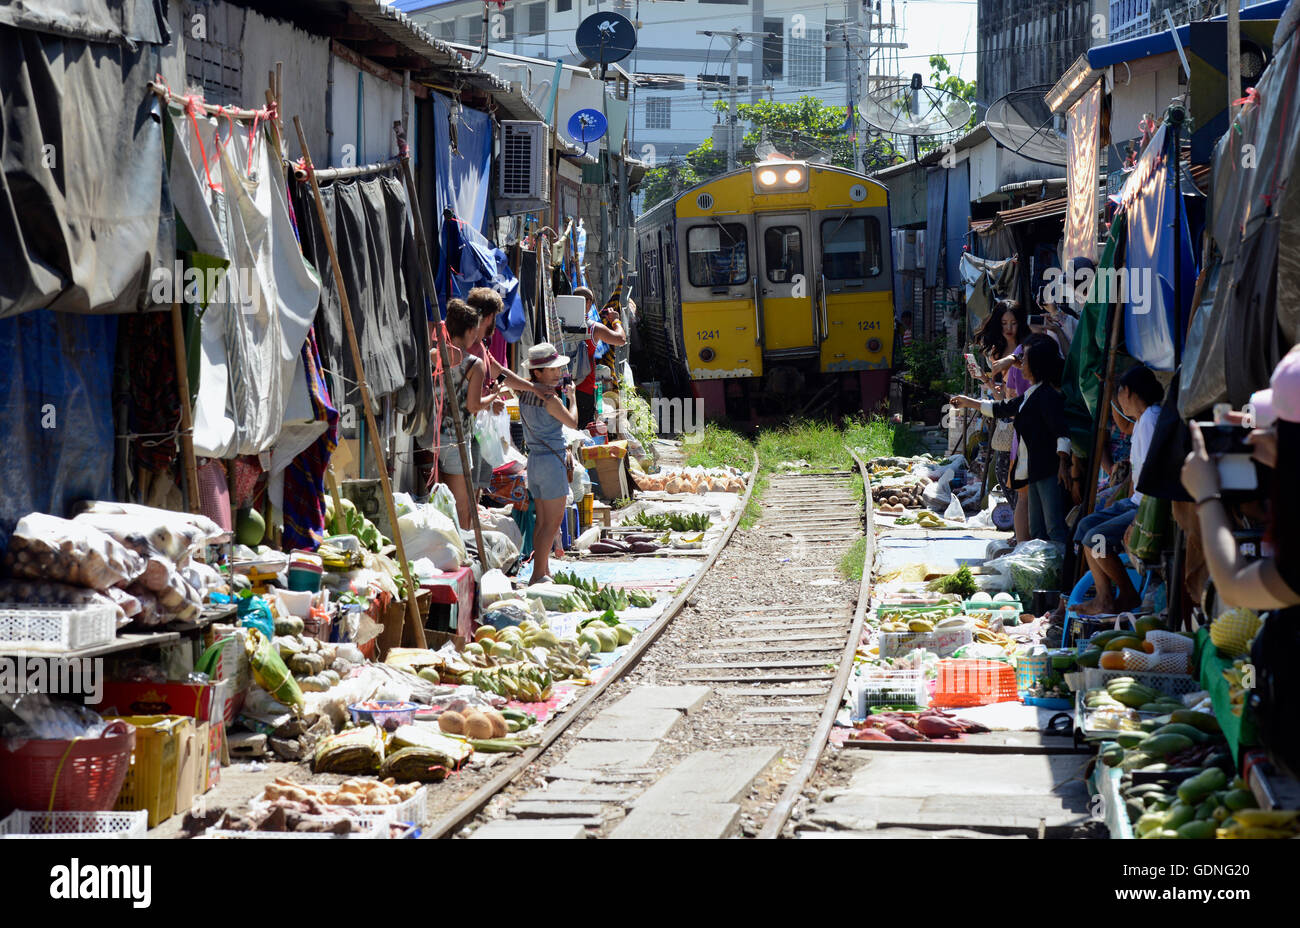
[755,212,817,355]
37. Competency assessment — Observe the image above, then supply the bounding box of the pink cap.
[1271,345,1300,423]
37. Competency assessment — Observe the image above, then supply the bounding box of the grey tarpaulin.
[290,173,436,443]
[1180,7,1300,418]
[924,168,946,288]
[0,23,169,317]
[0,0,167,45]
[960,252,1019,328]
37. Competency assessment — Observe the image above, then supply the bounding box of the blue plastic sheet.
[924,168,946,288]
[0,310,117,547]
[1122,127,1198,371]
[945,161,971,286]
[432,92,492,236]
[435,217,527,342]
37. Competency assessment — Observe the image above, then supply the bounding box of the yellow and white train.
[634,160,895,419]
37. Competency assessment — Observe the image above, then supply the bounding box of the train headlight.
[758,169,778,187]
[699,347,716,362]
[866,338,883,353]
[783,168,803,185]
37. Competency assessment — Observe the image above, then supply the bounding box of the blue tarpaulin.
[924,168,946,288]
[945,161,971,286]
[435,217,527,341]
[1122,126,1198,371]
[0,310,117,547]
[431,91,492,236]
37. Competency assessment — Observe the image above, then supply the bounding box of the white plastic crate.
[855,668,928,716]
[877,626,973,659]
[0,810,148,839]
[1082,667,1201,696]
[250,786,428,825]
[0,603,117,652]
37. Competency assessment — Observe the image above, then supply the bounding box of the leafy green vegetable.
[926,565,977,598]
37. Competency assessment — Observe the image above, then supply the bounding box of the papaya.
[1101,745,1125,767]
[1177,820,1217,840]
[1099,650,1127,670]
[1177,767,1228,804]
[1090,629,1129,647]
[1116,733,1147,749]
[1104,636,1143,652]
[1149,723,1209,744]
[1141,733,1195,756]
[1163,802,1195,830]
[1135,615,1165,636]
[1224,789,1258,811]
[1077,648,1103,668]
[1168,709,1221,734]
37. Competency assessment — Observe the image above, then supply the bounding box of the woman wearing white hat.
[519,343,579,584]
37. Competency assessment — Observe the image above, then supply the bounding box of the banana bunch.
[1222,659,1250,717]
[1217,809,1300,838]
[545,636,593,680]
[552,570,655,611]
[470,662,554,703]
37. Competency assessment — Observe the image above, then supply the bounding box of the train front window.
[687,223,749,288]
[820,217,882,279]
[763,226,803,284]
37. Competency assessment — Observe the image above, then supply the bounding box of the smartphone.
[1027,314,1046,327]
[495,373,507,386]
[1195,422,1253,456]
[963,353,983,380]
[561,374,574,389]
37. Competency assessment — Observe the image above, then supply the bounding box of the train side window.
[762,226,803,283]
[687,223,748,287]
[820,217,882,279]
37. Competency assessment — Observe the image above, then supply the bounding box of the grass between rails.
[836,536,868,582]
[685,415,924,531]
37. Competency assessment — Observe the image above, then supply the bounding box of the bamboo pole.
[390,121,490,569]
[293,116,426,650]
[171,301,202,515]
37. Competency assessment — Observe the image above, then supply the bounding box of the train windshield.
[687,223,749,287]
[763,226,804,283]
[820,216,883,279]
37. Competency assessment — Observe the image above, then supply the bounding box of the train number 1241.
[696,329,720,340]
[856,320,881,331]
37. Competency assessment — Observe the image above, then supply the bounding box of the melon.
[236,507,266,547]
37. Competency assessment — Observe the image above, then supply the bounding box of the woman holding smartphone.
[518,342,580,585]
[975,300,1031,541]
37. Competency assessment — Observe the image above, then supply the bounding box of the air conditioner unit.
[499,121,549,200]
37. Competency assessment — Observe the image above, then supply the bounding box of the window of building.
[527,2,546,35]
[556,0,572,12]
[825,19,846,83]
[787,26,824,88]
[645,97,671,130]
[687,223,749,288]
[437,20,456,41]
[763,226,804,283]
[184,1,242,106]
[461,15,483,44]
[821,217,882,279]
[762,17,783,79]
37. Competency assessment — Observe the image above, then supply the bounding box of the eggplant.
[629,542,660,554]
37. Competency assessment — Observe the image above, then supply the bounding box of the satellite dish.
[859,73,973,137]
[986,85,1067,166]
[575,12,636,70]
[567,108,608,155]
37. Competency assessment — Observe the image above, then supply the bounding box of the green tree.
[638,96,905,214]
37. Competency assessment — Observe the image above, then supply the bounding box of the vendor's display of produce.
[627,510,712,533]
[852,707,991,742]
[631,468,746,494]
[1075,616,1195,674]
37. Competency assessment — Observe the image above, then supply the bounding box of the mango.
[1177,820,1217,840]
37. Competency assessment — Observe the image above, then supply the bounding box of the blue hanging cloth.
[435,214,526,341]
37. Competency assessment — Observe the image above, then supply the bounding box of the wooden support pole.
[391,120,490,569]
[171,301,201,515]
[1083,284,1127,527]
[292,116,426,650]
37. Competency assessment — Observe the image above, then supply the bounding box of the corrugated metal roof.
[1087,0,1290,68]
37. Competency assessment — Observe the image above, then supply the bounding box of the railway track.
[429,453,872,839]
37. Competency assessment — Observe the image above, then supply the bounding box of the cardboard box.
[193,721,212,798]
[94,680,231,770]
[592,455,629,500]
[173,723,198,816]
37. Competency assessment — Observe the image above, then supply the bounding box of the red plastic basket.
[0,721,135,815]
[932,660,1021,708]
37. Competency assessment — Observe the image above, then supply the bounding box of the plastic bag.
[0,578,129,623]
[479,568,513,607]
[570,462,592,503]
[3,513,145,591]
[474,409,510,469]
[462,529,520,572]
[983,539,1063,596]
[71,505,222,565]
[244,628,305,712]
[395,499,468,570]
[943,495,966,522]
[921,467,954,506]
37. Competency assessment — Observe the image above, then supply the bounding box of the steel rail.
[424,450,762,839]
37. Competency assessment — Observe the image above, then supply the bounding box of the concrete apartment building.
[394,0,898,162]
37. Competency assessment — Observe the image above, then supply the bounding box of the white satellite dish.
[985,85,1067,166]
[859,73,972,138]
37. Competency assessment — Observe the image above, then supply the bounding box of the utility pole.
[699,29,770,170]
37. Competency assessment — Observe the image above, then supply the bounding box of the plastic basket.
[932,659,1020,707]
[204,818,387,839]
[105,715,186,828]
[855,669,928,715]
[0,722,135,816]
[1015,652,1053,691]
[1082,667,1201,696]
[0,603,117,652]
[0,809,148,839]
[253,786,427,826]
[347,701,419,728]
[877,626,973,659]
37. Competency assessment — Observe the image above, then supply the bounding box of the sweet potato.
[916,715,966,738]
[881,720,928,741]
[853,727,894,741]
